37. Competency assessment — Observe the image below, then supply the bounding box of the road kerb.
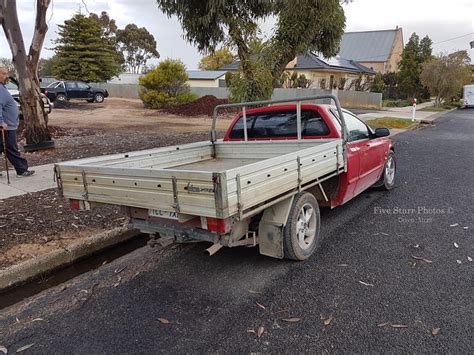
[420,107,458,124]
[0,227,141,292]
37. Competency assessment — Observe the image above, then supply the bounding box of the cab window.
[330,110,369,142]
[5,81,18,90]
[229,109,330,139]
[343,112,370,142]
[77,82,90,89]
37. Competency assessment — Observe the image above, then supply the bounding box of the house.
[338,28,404,74]
[220,53,375,90]
[285,53,375,89]
[105,71,228,88]
[186,70,227,88]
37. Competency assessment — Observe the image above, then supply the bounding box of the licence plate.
[148,209,178,220]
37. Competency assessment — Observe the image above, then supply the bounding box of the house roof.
[218,62,240,71]
[219,53,374,75]
[187,70,227,80]
[338,29,399,62]
[295,53,375,74]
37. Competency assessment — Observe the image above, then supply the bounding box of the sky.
[1,0,473,69]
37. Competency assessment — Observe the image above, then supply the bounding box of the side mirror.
[374,127,390,137]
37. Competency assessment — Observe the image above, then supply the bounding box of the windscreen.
[228,109,330,139]
[5,81,18,90]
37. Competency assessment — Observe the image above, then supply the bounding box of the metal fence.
[96,84,382,109]
[96,83,141,99]
[190,87,230,99]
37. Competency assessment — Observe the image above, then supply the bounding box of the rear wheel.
[55,93,67,103]
[94,93,104,103]
[373,151,396,190]
[283,192,321,261]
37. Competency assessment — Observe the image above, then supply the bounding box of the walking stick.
[1,129,10,184]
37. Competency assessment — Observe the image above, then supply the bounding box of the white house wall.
[187,79,220,88]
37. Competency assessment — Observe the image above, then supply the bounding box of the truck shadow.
[53,101,103,111]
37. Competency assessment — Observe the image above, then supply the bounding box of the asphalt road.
[1,109,473,353]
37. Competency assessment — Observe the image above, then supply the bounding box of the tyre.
[373,151,396,190]
[283,192,321,261]
[55,93,67,103]
[94,93,104,103]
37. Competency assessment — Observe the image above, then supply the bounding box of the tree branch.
[28,0,51,72]
[1,0,28,66]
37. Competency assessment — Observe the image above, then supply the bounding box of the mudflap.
[258,196,294,259]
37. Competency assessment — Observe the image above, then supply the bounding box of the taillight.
[69,199,80,209]
[69,199,90,210]
[44,89,48,94]
[205,217,231,233]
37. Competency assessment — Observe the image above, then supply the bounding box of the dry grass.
[47,98,232,133]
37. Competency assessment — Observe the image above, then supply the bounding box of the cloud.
[1,0,472,70]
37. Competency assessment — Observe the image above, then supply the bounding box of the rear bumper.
[130,218,219,244]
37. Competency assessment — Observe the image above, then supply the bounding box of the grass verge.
[419,106,448,112]
[366,117,417,129]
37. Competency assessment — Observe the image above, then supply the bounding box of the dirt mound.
[165,95,230,117]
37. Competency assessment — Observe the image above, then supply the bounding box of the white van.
[463,84,474,108]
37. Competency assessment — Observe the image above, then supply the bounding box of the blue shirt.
[0,84,20,130]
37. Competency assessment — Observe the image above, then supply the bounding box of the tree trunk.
[0,0,52,145]
[228,22,252,79]
[271,50,295,87]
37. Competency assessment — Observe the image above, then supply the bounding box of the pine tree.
[398,33,432,99]
[53,14,121,82]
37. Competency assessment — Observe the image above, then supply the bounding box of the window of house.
[329,75,335,89]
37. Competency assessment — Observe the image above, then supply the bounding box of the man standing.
[0,67,35,177]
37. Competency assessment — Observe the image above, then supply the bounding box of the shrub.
[371,73,385,93]
[139,58,197,109]
[176,91,199,105]
[382,99,411,107]
[226,60,273,102]
[139,91,176,109]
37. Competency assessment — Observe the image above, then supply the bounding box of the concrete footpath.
[0,163,56,199]
[358,100,438,121]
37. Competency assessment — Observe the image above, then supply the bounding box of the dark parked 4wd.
[41,80,109,104]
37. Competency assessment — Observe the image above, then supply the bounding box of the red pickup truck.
[56,95,396,261]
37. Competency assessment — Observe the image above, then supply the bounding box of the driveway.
[1,109,472,353]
